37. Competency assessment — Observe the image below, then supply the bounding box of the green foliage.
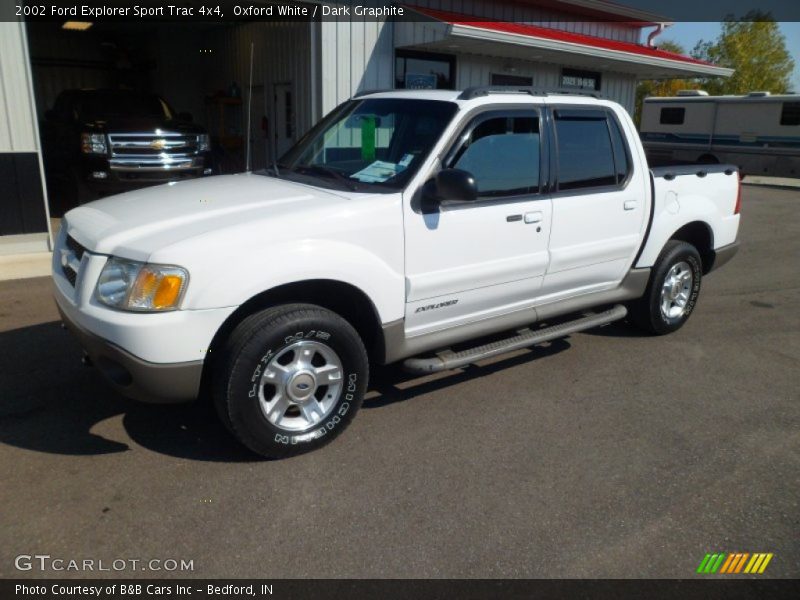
[691,12,794,95]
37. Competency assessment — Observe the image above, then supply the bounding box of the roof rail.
[458,86,543,100]
[458,86,602,101]
[353,88,431,98]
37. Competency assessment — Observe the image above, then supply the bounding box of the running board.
[402,304,628,374]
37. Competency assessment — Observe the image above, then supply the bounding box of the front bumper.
[57,303,202,404]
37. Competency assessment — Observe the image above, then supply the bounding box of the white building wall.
[319,19,394,115]
[317,1,644,119]
[0,22,40,152]
[454,54,636,113]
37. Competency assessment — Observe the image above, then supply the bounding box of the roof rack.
[457,86,602,101]
[353,87,603,101]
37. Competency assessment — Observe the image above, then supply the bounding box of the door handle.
[524,211,543,224]
[624,200,638,211]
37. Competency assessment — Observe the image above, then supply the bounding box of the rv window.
[780,102,800,126]
[660,107,685,125]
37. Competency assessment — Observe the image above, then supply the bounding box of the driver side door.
[403,108,552,338]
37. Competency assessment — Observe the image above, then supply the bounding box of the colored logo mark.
[696,553,773,574]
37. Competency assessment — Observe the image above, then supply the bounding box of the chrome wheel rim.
[660,261,693,323]
[258,340,343,432]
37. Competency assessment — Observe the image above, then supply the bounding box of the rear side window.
[450,114,541,197]
[660,107,685,125]
[554,112,617,191]
[780,102,800,126]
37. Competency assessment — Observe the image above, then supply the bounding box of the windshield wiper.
[293,165,359,191]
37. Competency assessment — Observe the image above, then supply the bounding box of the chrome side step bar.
[402,304,628,374]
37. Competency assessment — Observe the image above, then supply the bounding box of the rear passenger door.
[539,106,647,301]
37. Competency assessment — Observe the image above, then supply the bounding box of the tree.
[634,40,700,125]
[691,12,795,95]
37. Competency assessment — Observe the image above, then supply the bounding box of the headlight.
[81,133,107,155]
[197,133,210,152]
[96,257,188,312]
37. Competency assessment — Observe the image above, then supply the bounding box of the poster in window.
[405,73,437,90]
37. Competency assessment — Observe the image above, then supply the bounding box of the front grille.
[63,265,78,287]
[107,132,202,171]
[66,235,85,260]
[61,235,86,288]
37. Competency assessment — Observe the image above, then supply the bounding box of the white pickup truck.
[53,88,741,458]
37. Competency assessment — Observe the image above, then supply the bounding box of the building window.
[395,50,455,90]
[660,107,686,125]
[560,68,601,92]
[491,73,533,87]
[780,102,800,126]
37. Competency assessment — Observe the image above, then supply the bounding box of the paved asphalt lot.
[1,185,798,579]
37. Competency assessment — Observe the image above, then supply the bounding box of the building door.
[403,109,552,337]
[273,83,295,159]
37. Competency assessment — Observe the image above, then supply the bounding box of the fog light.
[91,171,108,179]
[203,168,212,175]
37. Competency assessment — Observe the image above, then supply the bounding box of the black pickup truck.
[41,89,213,209]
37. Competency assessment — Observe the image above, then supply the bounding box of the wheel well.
[670,221,715,273]
[206,280,385,366]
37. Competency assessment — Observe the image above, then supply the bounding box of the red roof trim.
[408,6,717,68]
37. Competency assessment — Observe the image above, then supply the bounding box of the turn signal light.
[153,275,184,309]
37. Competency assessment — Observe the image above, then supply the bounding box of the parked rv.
[640,91,800,178]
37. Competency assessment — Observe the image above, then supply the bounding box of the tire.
[212,304,369,458]
[629,241,703,335]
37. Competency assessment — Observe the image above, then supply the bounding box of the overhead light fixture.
[62,21,93,31]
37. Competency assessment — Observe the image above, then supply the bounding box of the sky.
[665,22,800,92]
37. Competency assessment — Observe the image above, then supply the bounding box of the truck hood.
[64,173,349,261]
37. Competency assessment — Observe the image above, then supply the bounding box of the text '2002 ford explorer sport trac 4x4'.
[53,88,741,458]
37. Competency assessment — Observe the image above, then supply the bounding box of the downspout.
[646,23,668,48]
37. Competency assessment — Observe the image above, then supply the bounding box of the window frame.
[442,109,544,200]
[548,105,634,197]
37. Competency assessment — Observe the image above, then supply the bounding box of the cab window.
[448,113,541,197]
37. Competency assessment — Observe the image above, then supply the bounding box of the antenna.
[245,41,254,172]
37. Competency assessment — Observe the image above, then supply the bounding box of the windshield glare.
[278,98,458,191]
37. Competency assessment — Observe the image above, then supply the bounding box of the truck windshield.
[275,98,459,192]
[76,92,174,120]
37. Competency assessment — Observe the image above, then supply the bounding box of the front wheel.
[629,241,702,335]
[212,304,369,458]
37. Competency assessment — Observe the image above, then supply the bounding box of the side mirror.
[424,168,479,205]
[177,111,193,122]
